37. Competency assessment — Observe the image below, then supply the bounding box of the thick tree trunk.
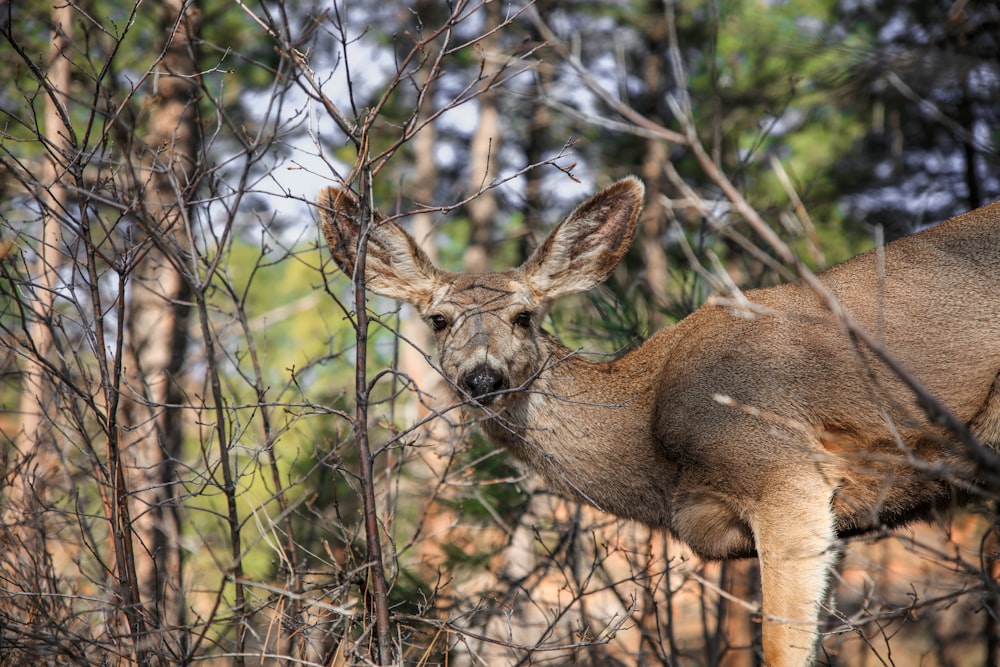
[639,20,671,327]
[119,0,200,639]
[3,0,72,601]
[399,64,440,426]
[462,0,502,273]
[521,56,552,263]
[399,56,460,578]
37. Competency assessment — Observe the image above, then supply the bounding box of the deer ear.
[318,187,442,307]
[522,177,644,300]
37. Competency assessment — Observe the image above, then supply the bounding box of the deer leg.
[749,477,838,667]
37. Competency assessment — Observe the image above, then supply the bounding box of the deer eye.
[429,314,449,332]
[512,311,532,329]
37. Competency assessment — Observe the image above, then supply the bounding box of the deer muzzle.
[461,364,509,405]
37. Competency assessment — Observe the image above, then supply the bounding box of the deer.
[317,177,1000,667]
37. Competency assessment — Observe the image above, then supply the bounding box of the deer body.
[319,179,1000,667]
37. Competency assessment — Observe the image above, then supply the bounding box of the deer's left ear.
[521,177,644,300]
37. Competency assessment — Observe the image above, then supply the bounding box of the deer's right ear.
[318,187,442,307]
[522,177,645,300]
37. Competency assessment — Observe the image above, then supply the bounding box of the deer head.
[317,178,645,407]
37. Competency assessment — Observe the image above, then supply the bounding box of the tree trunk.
[521,51,552,263]
[639,16,671,327]
[718,561,760,667]
[399,53,459,578]
[462,0,502,273]
[400,60,440,425]
[3,0,72,613]
[120,0,200,640]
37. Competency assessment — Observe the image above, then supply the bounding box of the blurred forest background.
[1,0,999,665]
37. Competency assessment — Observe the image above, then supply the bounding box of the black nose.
[461,365,509,403]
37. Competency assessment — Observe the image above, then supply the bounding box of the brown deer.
[318,178,1000,667]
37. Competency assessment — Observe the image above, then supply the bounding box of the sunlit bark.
[6,0,72,574]
[120,0,200,636]
[462,0,502,273]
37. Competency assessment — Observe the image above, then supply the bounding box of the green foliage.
[440,431,529,530]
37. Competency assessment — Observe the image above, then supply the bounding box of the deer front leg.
[749,477,838,667]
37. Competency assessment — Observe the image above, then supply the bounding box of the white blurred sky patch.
[239,5,610,240]
[242,25,395,227]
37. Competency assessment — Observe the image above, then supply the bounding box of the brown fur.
[317,178,1000,667]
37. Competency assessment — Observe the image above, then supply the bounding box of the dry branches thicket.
[1,1,997,666]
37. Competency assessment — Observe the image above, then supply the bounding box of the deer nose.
[461,365,509,403]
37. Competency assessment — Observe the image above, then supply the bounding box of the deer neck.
[480,327,681,527]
